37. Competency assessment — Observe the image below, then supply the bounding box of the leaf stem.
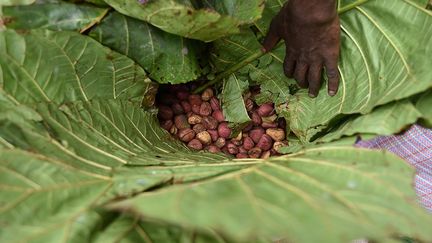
[193,0,369,94]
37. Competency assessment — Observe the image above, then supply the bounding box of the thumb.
[262,19,281,52]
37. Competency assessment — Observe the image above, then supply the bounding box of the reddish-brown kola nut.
[178,128,196,142]
[236,153,249,159]
[199,102,212,116]
[210,97,221,111]
[212,110,225,122]
[251,112,262,126]
[266,128,286,142]
[196,131,212,145]
[218,122,232,139]
[242,122,253,132]
[171,103,184,115]
[215,137,226,148]
[243,137,255,150]
[249,127,265,143]
[193,124,206,134]
[207,145,221,153]
[201,88,214,101]
[257,103,274,117]
[248,147,262,158]
[188,94,202,106]
[245,98,254,112]
[257,134,273,151]
[181,101,192,113]
[192,104,201,114]
[188,114,203,125]
[239,146,248,154]
[262,122,278,129]
[158,105,173,120]
[202,116,218,130]
[188,139,203,150]
[261,151,271,159]
[174,115,190,129]
[176,91,189,101]
[161,120,173,130]
[207,130,218,142]
[227,143,239,155]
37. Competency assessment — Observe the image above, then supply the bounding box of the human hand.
[262,0,340,97]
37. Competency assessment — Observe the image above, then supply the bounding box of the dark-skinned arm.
[263,0,340,97]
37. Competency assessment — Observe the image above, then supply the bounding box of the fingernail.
[308,93,316,98]
[329,90,336,96]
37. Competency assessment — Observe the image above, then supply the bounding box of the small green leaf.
[221,74,251,124]
[416,89,432,127]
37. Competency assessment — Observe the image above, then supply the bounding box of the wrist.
[285,0,338,25]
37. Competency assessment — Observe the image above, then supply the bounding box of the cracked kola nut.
[261,151,271,159]
[207,130,218,142]
[248,147,262,158]
[245,98,254,112]
[257,103,274,117]
[231,139,242,146]
[202,116,218,130]
[199,102,212,116]
[243,137,255,150]
[210,97,220,111]
[169,125,178,135]
[188,114,202,125]
[251,112,262,126]
[178,128,195,142]
[171,103,184,115]
[257,134,273,151]
[196,131,212,145]
[161,120,173,130]
[236,153,248,159]
[212,110,225,122]
[193,124,206,134]
[215,137,226,148]
[232,132,242,141]
[273,141,288,151]
[174,115,190,129]
[207,145,221,153]
[227,143,239,155]
[177,91,189,101]
[188,94,202,106]
[266,128,285,142]
[201,88,214,101]
[158,105,173,120]
[181,101,192,113]
[188,139,203,150]
[262,122,278,129]
[218,122,232,139]
[249,127,265,143]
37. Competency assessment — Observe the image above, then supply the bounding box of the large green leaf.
[102,0,264,42]
[317,100,422,143]
[2,2,108,32]
[109,146,432,242]
[89,12,203,84]
[0,29,152,104]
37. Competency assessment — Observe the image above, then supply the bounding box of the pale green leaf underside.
[416,89,432,127]
[2,2,108,32]
[110,146,432,242]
